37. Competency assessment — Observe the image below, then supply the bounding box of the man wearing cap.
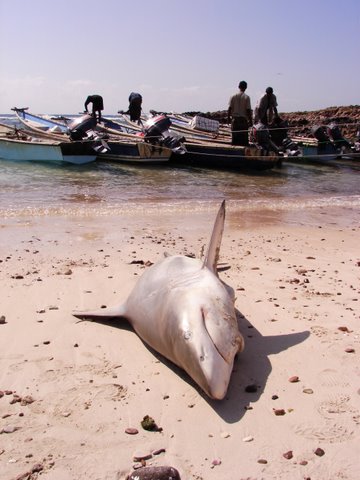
[228,80,252,146]
[254,87,279,125]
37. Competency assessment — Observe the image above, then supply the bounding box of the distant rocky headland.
[185,105,360,138]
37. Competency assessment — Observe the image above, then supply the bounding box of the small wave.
[0,195,359,219]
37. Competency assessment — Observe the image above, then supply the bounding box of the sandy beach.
[1,207,359,480]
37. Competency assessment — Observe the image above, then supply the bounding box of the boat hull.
[98,141,171,164]
[171,143,279,171]
[0,137,96,164]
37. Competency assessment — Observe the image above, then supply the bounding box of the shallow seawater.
[1,113,359,228]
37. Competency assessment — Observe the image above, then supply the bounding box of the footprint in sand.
[293,420,354,443]
[317,368,350,388]
[317,394,358,420]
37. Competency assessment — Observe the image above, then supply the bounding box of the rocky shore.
[187,105,360,139]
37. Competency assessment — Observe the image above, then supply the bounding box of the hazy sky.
[0,0,359,114]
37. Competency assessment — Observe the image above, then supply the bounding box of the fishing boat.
[0,123,97,164]
[12,108,174,164]
[111,114,281,171]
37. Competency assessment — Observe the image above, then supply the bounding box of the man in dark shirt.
[254,87,279,125]
[128,92,143,124]
[84,94,104,123]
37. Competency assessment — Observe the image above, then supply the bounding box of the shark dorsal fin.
[203,200,226,275]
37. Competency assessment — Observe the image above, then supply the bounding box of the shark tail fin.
[203,200,226,275]
[72,304,126,321]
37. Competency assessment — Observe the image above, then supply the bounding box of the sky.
[0,0,359,114]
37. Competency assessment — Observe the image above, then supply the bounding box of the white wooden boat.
[0,123,96,164]
[12,108,173,164]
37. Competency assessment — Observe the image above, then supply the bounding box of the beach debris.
[272,394,279,400]
[242,435,254,442]
[288,376,300,383]
[283,450,293,459]
[211,458,221,467]
[140,415,162,432]
[125,427,139,435]
[220,431,231,439]
[273,408,286,416]
[127,466,181,480]
[257,458,268,464]
[345,347,355,353]
[0,315,6,324]
[314,447,325,457]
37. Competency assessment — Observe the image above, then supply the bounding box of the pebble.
[220,432,231,439]
[128,466,181,480]
[0,315,6,324]
[338,326,350,332]
[245,384,258,393]
[257,459,268,464]
[345,347,355,353]
[288,376,300,383]
[242,435,254,442]
[303,388,314,394]
[125,427,139,435]
[152,448,166,455]
[314,447,325,457]
[133,451,153,462]
[212,458,221,466]
[299,460,308,466]
[283,450,293,459]
[273,409,286,416]
[1,425,19,434]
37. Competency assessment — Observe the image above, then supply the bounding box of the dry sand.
[0,208,359,480]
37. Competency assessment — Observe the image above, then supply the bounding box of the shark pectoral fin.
[203,200,225,275]
[72,304,126,320]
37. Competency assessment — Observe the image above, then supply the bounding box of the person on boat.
[84,94,104,123]
[254,87,279,125]
[228,81,252,146]
[127,92,143,124]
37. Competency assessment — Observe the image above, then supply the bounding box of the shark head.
[169,268,244,400]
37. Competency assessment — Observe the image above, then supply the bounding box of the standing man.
[84,94,104,123]
[228,81,252,146]
[254,87,279,125]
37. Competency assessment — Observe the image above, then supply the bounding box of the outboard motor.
[68,114,109,154]
[250,122,280,154]
[327,123,351,149]
[269,117,301,156]
[311,125,335,152]
[143,115,186,154]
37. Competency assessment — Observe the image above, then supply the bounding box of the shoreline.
[1,208,359,479]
